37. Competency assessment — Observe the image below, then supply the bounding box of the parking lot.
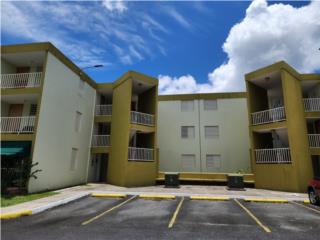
[2,195,320,240]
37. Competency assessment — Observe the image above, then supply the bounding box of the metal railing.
[251,107,285,125]
[0,116,36,133]
[303,98,320,112]
[308,134,320,148]
[128,147,154,161]
[131,111,155,126]
[95,105,112,116]
[91,135,110,147]
[0,72,42,89]
[255,148,291,164]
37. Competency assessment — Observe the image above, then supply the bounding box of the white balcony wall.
[29,52,96,193]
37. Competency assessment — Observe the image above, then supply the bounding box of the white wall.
[29,53,96,193]
[157,98,251,173]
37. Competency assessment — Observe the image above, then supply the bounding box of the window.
[181,126,195,139]
[75,111,82,132]
[205,126,219,139]
[206,154,221,170]
[29,104,37,116]
[181,154,196,171]
[70,148,78,171]
[204,100,217,111]
[181,100,194,112]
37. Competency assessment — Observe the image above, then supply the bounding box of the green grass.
[1,191,58,207]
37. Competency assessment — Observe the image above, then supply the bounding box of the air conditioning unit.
[227,174,244,190]
[165,172,180,188]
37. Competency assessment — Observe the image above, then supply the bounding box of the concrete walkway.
[1,183,309,215]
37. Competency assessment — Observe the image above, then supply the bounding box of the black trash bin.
[165,172,180,188]
[227,174,245,190]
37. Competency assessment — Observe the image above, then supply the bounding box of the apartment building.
[246,61,320,192]
[1,42,158,193]
[157,93,250,176]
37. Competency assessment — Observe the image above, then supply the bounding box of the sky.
[1,0,320,94]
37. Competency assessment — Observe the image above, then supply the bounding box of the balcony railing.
[251,107,285,125]
[255,148,291,164]
[128,147,154,161]
[308,134,320,148]
[131,111,155,126]
[91,135,110,147]
[0,72,42,89]
[303,98,320,112]
[0,116,36,133]
[95,105,112,116]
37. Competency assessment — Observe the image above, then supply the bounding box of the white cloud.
[102,0,127,13]
[159,0,320,94]
[166,8,192,30]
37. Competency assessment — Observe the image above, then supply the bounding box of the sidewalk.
[1,183,309,216]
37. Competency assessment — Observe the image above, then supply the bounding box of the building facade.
[1,43,158,193]
[157,93,250,174]
[246,61,320,192]
[1,43,319,193]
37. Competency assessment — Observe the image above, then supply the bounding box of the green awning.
[1,147,25,156]
[0,141,31,157]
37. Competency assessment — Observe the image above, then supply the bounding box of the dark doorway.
[99,154,108,182]
[312,155,320,179]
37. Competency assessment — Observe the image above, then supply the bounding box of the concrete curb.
[32,192,90,214]
[244,198,289,203]
[139,194,176,200]
[91,193,127,198]
[190,196,230,201]
[0,210,32,219]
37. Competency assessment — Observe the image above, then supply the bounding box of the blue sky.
[2,0,319,94]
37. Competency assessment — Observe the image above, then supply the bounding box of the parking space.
[2,195,320,240]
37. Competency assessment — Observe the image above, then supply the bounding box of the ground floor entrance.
[0,141,32,194]
[312,155,320,179]
[88,153,109,183]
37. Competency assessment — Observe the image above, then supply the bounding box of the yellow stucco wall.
[108,78,132,186]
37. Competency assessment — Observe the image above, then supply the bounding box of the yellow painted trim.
[157,172,255,183]
[1,87,42,96]
[91,146,110,154]
[310,148,320,155]
[190,196,229,201]
[130,124,155,133]
[1,134,34,141]
[97,83,113,90]
[139,194,176,200]
[94,115,112,122]
[1,42,97,89]
[91,193,127,198]
[112,71,157,89]
[250,121,287,132]
[81,195,137,225]
[168,197,184,229]
[0,210,32,219]
[158,92,247,101]
[234,199,271,233]
[305,112,320,118]
[300,74,320,81]
[244,198,288,203]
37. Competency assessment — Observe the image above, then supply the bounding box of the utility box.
[165,172,180,188]
[227,174,244,190]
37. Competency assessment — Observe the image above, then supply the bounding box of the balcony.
[91,135,110,147]
[255,148,291,164]
[308,134,320,148]
[0,72,42,89]
[128,147,154,161]
[304,98,320,112]
[131,111,155,126]
[95,105,112,116]
[251,107,286,125]
[0,116,36,133]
